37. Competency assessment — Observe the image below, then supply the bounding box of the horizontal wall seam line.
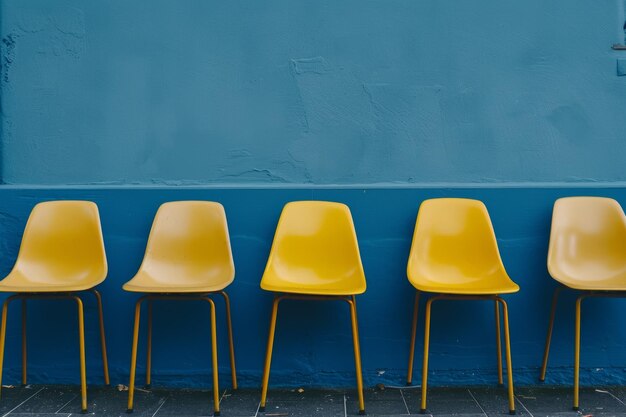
[3,182,626,190]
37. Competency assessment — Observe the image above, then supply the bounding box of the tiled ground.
[0,385,624,417]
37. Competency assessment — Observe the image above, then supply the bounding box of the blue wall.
[0,0,625,184]
[0,186,626,388]
[0,0,625,388]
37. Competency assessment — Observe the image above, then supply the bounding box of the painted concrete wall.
[0,0,626,389]
[1,0,625,185]
[0,186,626,388]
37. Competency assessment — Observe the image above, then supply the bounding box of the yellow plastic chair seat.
[0,271,103,293]
[548,197,626,292]
[0,201,108,293]
[122,201,235,294]
[410,271,519,295]
[548,274,626,292]
[407,198,519,295]
[260,201,366,296]
[123,270,232,293]
[260,272,365,296]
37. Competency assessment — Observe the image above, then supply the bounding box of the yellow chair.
[405,198,519,415]
[0,201,110,413]
[539,197,626,410]
[124,201,237,417]
[259,201,367,414]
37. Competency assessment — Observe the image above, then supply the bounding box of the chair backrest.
[548,197,626,284]
[13,201,107,286]
[139,201,234,286]
[261,201,366,293]
[407,198,506,284]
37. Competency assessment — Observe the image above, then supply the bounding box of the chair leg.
[220,291,238,390]
[0,296,17,399]
[349,295,366,415]
[573,296,583,411]
[73,296,88,413]
[91,290,110,386]
[498,299,515,415]
[205,298,220,417]
[260,296,281,412]
[127,297,145,413]
[406,291,420,386]
[21,300,27,387]
[420,298,434,414]
[495,300,503,387]
[539,287,561,382]
[146,300,153,388]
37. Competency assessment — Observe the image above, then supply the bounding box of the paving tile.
[8,386,80,414]
[57,385,166,416]
[0,385,46,415]
[259,388,345,417]
[516,386,626,416]
[219,388,261,416]
[402,387,485,415]
[466,387,528,416]
[3,414,72,417]
[433,415,489,417]
[601,386,626,405]
[154,388,221,416]
[345,388,409,416]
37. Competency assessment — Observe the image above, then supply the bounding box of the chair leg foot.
[509,410,516,415]
[497,383,504,388]
[81,409,88,414]
[419,408,427,414]
[538,377,545,383]
[406,382,412,386]
[126,408,134,414]
[259,406,266,412]
[358,409,366,415]
[144,384,151,390]
[573,407,580,411]
[214,411,220,416]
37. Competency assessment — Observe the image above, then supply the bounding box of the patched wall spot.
[1,34,18,84]
[618,59,626,76]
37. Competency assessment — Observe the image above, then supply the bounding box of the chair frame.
[0,289,109,414]
[406,291,516,415]
[259,294,366,415]
[539,285,626,410]
[126,291,237,417]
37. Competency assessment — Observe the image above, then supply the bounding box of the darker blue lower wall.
[0,186,625,388]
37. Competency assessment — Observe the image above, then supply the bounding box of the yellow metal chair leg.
[495,300,503,387]
[220,291,238,390]
[348,295,366,415]
[406,291,420,386]
[497,298,515,415]
[91,290,110,385]
[573,296,583,411]
[205,298,220,417]
[146,300,153,388]
[0,296,18,399]
[259,296,282,412]
[420,297,434,414]
[127,297,145,413]
[539,287,561,382]
[21,300,27,387]
[73,296,88,413]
